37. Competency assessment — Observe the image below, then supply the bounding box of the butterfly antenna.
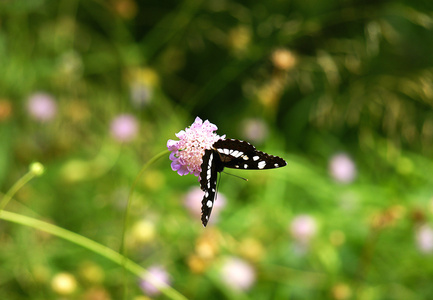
[222,171,248,182]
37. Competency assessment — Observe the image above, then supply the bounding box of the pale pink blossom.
[220,257,256,291]
[329,153,357,183]
[184,186,226,224]
[27,92,57,122]
[240,118,268,144]
[110,114,138,142]
[416,225,433,254]
[139,266,171,296]
[290,215,317,244]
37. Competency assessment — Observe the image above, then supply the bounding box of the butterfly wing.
[199,149,219,227]
[198,139,286,227]
[213,139,287,170]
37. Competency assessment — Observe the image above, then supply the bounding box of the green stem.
[120,149,171,254]
[0,162,44,212]
[119,149,171,299]
[0,211,188,300]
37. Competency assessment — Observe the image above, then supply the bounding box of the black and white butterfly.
[199,139,287,227]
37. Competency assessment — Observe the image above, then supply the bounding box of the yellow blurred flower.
[0,99,12,121]
[331,283,352,300]
[257,77,285,113]
[195,228,221,259]
[227,26,251,54]
[111,0,137,19]
[133,296,152,300]
[271,48,297,71]
[83,287,111,300]
[143,170,165,191]
[238,238,264,262]
[64,99,90,123]
[79,261,105,284]
[51,272,78,295]
[329,230,346,247]
[187,229,222,273]
[125,67,159,108]
[187,254,208,274]
[130,219,156,244]
[370,205,406,229]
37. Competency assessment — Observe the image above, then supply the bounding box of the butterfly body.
[199,139,286,227]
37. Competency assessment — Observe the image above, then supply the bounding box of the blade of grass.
[0,210,188,300]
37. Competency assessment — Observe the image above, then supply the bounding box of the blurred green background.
[1,0,433,299]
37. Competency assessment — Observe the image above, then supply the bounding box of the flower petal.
[177,164,190,176]
[167,139,178,150]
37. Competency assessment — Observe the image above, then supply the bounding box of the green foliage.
[1,0,433,299]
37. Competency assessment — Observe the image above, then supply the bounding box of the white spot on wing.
[223,149,230,155]
[253,156,260,161]
[274,163,279,167]
[258,161,266,169]
[242,155,249,160]
[244,164,248,168]
[206,200,213,208]
[231,150,243,158]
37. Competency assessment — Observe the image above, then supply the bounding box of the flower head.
[167,117,225,176]
[139,266,171,296]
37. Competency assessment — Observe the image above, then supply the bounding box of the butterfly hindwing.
[199,149,219,227]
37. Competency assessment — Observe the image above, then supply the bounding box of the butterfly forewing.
[213,139,287,170]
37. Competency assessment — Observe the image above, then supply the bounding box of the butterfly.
[199,139,287,227]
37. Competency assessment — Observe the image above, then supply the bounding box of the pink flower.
[139,266,171,296]
[416,225,433,254]
[220,257,256,291]
[167,117,225,177]
[329,153,357,183]
[27,92,57,122]
[290,214,317,244]
[110,114,138,142]
[240,118,268,144]
[184,186,226,223]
